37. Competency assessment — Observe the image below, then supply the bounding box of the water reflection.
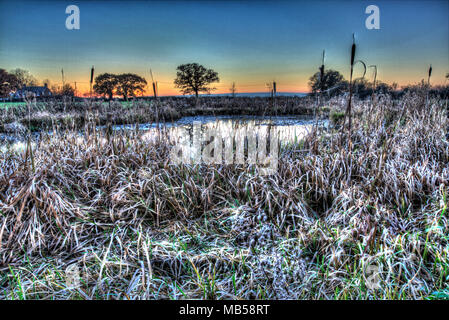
[1,115,327,154]
[140,116,326,146]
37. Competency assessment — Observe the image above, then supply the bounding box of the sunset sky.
[0,0,448,96]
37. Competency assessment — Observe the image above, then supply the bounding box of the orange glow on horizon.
[40,73,449,98]
[70,84,311,97]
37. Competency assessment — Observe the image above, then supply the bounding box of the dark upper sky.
[1,0,448,95]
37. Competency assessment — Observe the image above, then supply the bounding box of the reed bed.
[0,93,448,300]
[0,96,316,134]
[0,99,180,133]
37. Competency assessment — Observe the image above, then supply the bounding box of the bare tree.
[9,68,38,88]
[0,69,19,98]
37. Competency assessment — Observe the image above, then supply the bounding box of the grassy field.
[0,102,26,110]
[0,92,448,299]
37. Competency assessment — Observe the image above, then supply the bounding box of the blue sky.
[0,0,448,94]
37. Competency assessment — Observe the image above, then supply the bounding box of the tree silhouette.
[9,68,38,88]
[0,69,19,97]
[60,84,75,97]
[93,73,118,100]
[116,73,147,100]
[174,63,219,98]
[50,83,75,97]
[308,69,348,97]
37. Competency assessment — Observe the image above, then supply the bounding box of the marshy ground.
[0,93,448,299]
[0,96,317,134]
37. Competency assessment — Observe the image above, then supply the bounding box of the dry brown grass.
[0,93,448,299]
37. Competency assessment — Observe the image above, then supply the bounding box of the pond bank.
[0,96,326,133]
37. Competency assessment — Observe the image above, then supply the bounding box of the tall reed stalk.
[368,65,377,117]
[426,64,432,107]
[150,69,158,99]
[343,34,365,146]
[344,35,356,141]
[319,50,325,107]
[314,50,325,129]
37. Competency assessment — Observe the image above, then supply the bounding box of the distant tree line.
[0,68,77,98]
[1,65,448,101]
[308,69,398,99]
[0,68,42,97]
[308,69,449,100]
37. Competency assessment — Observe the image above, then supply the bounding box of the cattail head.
[90,66,95,84]
[351,35,356,66]
[321,50,325,73]
[428,64,432,79]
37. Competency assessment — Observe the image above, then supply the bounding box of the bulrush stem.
[345,37,356,145]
